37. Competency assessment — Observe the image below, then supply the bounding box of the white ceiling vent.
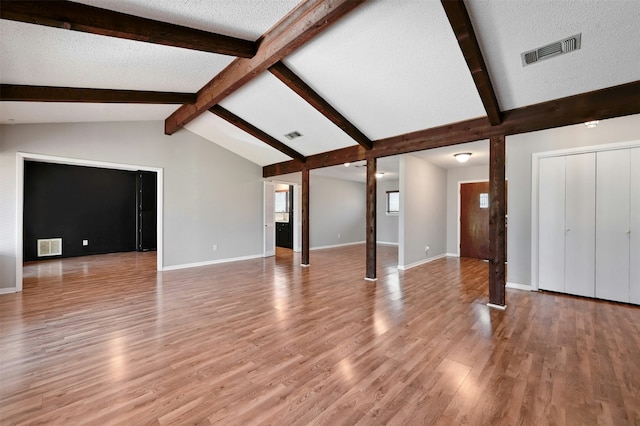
[521,34,581,66]
[284,131,303,140]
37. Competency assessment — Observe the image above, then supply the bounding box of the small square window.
[480,193,489,209]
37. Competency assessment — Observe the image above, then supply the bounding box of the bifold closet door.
[564,153,596,297]
[630,148,640,305]
[538,156,566,293]
[596,149,630,303]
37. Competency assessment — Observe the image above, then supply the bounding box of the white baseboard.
[376,241,398,246]
[487,303,507,310]
[311,241,365,251]
[0,287,17,295]
[446,253,459,258]
[163,254,263,271]
[398,253,447,271]
[506,282,532,291]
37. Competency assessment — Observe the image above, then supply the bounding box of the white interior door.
[538,156,566,293]
[264,181,275,257]
[629,148,640,305]
[293,184,302,253]
[564,153,596,297]
[596,149,630,303]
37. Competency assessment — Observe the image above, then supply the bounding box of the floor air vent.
[521,33,581,66]
[37,238,62,257]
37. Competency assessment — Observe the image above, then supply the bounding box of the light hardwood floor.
[1,245,639,425]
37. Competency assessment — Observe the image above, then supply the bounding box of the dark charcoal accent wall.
[24,161,137,261]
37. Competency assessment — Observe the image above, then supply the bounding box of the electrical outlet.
[213,244,218,251]
[338,233,341,239]
[425,245,430,252]
[82,239,89,246]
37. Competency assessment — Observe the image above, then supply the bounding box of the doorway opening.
[16,152,163,291]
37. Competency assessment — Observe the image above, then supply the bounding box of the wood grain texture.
[263,80,640,177]
[165,0,366,134]
[366,157,377,279]
[2,247,639,425]
[0,0,256,58]
[269,61,373,150]
[209,105,306,162]
[0,84,196,104]
[489,135,506,306]
[441,0,502,125]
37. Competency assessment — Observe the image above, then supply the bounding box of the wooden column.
[365,157,377,281]
[301,168,310,266]
[489,135,506,308]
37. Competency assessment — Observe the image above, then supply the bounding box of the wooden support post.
[365,157,377,281]
[488,135,506,308]
[301,168,310,266]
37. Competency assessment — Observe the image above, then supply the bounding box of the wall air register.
[37,238,62,257]
[521,33,581,66]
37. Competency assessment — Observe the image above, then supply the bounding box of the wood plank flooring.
[1,245,639,425]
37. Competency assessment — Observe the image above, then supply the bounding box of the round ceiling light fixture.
[375,172,385,178]
[454,153,472,163]
[584,120,599,128]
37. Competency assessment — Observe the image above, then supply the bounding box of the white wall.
[309,174,365,248]
[399,155,447,269]
[506,114,640,287]
[377,178,399,245]
[446,166,489,255]
[0,121,264,289]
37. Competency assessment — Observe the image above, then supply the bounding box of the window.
[275,190,290,222]
[386,190,399,214]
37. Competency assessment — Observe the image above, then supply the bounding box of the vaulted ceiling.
[1,0,639,176]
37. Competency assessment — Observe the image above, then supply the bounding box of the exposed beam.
[488,135,506,307]
[269,61,373,150]
[165,0,366,135]
[365,156,377,280]
[264,80,640,177]
[209,105,305,163]
[0,84,195,104]
[0,1,256,58]
[441,0,502,125]
[301,168,310,266]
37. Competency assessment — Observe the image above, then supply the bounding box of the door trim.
[16,152,164,292]
[531,140,640,291]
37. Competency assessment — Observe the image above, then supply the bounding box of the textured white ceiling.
[283,0,487,140]
[0,20,233,92]
[466,0,640,110]
[0,102,178,124]
[76,0,301,40]
[184,111,290,166]
[219,73,358,156]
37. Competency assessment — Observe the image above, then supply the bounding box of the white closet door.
[565,153,596,297]
[539,156,566,292]
[263,182,275,257]
[596,149,630,303]
[630,148,640,305]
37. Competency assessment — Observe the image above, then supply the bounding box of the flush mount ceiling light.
[454,153,472,163]
[284,130,302,140]
[375,172,385,178]
[584,120,599,128]
[344,162,351,167]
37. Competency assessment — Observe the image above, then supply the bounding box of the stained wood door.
[460,182,490,259]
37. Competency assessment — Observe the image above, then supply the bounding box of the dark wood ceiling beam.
[263,80,640,177]
[0,84,196,104]
[165,0,366,135]
[441,0,502,125]
[268,61,373,150]
[209,105,305,163]
[0,1,256,57]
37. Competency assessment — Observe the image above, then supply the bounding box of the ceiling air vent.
[521,33,581,66]
[284,131,302,140]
